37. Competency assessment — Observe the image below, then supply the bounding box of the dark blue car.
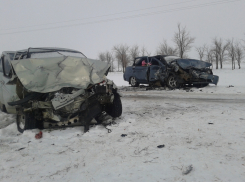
[123,55,219,88]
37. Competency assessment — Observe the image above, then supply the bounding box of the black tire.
[94,112,104,124]
[16,112,38,133]
[167,75,180,89]
[106,93,122,118]
[130,77,139,87]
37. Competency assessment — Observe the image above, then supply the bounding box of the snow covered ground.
[1,64,245,182]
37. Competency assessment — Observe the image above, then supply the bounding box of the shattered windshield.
[164,56,180,63]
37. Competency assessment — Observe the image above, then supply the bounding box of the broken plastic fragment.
[35,131,43,139]
[157,145,165,148]
[182,165,193,175]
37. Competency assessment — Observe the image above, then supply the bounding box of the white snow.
[1,63,245,181]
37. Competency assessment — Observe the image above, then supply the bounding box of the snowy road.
[122,91,245,103]
[1,89,245,182]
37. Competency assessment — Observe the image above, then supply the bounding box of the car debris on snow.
[182,165,193,175]
[16,147,26,151]
[157,145,165,148]
[35,131,43,139]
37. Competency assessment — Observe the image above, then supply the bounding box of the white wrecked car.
[0,47,122,133]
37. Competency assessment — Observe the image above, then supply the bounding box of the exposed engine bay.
[168,62,216,84]
[9,78,120,132]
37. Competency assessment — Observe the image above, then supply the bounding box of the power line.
[0,0,198,31]
[0,0,241,35]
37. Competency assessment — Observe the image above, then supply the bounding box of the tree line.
[98,23,245,72]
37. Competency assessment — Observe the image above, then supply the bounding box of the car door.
[1,53,19,113]
[149,59,166,82]
[132,57,149,83]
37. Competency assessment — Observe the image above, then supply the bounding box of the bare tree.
[105,51,114,72]
[235,42,244,69]
[129,45,140,64]
[113,44,130,73]
[141,46,151,56]
[98,51,114,71]
[173,23,195,58]
[212,37,229,69]
[196,44,206,60]
[227,38,236,70]
[212,41,219,69]
[98,52,106,62]
[206,47,215,69]
[156,39,178,55]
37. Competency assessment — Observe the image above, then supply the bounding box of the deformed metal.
[0,47,122,133]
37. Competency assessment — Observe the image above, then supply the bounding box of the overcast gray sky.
[0,0,244,59]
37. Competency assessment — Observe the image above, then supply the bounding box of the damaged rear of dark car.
[124,55,219,88]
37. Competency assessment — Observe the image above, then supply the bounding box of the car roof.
[2,51,16,54]
[135,55,176,59]
[16,47,81,53]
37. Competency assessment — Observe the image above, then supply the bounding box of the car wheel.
[16,112,38,133]
[130,77,139,87]
[94,112,103,124]
[167,75,179,89]
[106,93,122,118]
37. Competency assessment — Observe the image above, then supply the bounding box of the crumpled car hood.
[176,59,212,69]
[11,56,110,93]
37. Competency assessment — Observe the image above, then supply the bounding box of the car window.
[134,57,148,66]
[150,58,160,66]
[7,53,15,60]
[134,58,141,66]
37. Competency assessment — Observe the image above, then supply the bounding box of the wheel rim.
[131,77,136,86]
[18,114,25,130]
[168,76,177,87]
